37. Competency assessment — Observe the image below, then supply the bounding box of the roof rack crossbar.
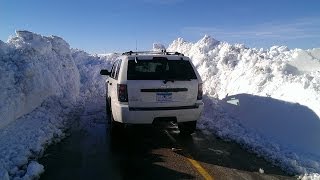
[122,51,184,56]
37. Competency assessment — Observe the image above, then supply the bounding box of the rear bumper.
[112,102,204,124]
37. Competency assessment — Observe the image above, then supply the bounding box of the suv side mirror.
[100,69,110,76]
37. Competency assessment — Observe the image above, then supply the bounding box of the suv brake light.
[197,83,203,100]
[117,84,128,102]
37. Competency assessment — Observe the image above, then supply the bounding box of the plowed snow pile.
[0,31,115,179]
[1,31,320,179]
[168,36,320,175]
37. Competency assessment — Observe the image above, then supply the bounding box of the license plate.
[156,92,172,102]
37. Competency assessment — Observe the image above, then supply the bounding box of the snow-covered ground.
[1,31,320,179]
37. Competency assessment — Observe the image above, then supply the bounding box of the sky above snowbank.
[1,0,320,53]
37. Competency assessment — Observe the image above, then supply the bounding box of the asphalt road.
[39,98,295,180]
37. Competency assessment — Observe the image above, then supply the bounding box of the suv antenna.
[135,40,138,52]
[135,40,138,64]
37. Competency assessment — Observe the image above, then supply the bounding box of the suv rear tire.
[106,97,111,114]
[110,111,124,135]
[178,121,197,135]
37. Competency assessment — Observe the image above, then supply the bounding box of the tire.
[107,100,124,135]
[178,121,197,135]
[110,111,124,135]
[106,97,111,114]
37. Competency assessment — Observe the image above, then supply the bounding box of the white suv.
[100,51,204,134]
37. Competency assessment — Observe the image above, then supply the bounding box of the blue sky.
[1,0,320,53]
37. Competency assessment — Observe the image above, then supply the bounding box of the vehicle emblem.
[160,84,169,88]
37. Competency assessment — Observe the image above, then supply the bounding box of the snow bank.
[0,31,80,129]
[72,50,116,99]
[0,97,81,179]
[168,36,320,174]
[0,31,113,179]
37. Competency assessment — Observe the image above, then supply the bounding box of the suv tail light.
[117,84,128,102]
[197,83,203,100]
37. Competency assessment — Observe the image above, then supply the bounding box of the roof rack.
[122,50,184,56]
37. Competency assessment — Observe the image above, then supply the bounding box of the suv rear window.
[127,59,197,80]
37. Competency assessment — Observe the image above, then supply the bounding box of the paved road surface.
[39,98,295,180]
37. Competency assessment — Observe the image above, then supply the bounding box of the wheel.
[178,121,197,135]
[106,97,111,125]
[109,114,125,150]
[110,111,124,135]
[106,97,111,114]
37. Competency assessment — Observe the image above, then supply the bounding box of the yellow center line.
[164,130,214,180]
[187,157,214,180]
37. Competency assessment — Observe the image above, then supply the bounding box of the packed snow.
[0,31,114,179]
[300,173,320,180]
[1,31,320,179]
[168,35,320,176]
[23,161,44,180]
[0,31,80,129]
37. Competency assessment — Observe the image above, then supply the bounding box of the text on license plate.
[156,92,172,102]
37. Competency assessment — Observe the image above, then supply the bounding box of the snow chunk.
[0,168,9,180]
[23,161,44,179]
[0,40,10,56]
[289,48,320,73]
[259,168,264,174]
[152,43,166,51]
[168,37,193,52]
[195,35,220,52]
[10,30,52,55]
[299,173,320,180]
